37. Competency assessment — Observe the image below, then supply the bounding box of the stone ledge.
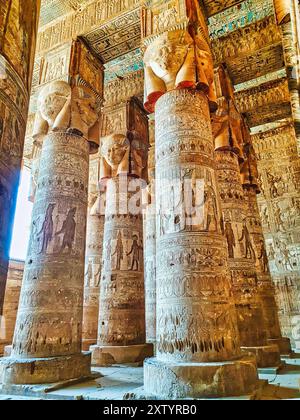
[144,355,259,399]
[91,344,153,367]
[241,344,281,368]
[0,352,92,385]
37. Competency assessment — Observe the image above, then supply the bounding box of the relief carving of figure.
[204,186,218,232]
[257,240,270,273]
[38,203,56,254]
[85,258,93,287]
[127,234,143,271]
[56,208,77,253]
[100,134,130,178]
[112,231,124,271]
[225,221,236,259]
[239,221,255,259]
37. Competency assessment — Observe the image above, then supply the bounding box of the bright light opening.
[10,169,33,261]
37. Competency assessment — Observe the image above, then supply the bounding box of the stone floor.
[0,355,299,400]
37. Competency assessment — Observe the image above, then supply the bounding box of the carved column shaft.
[0,0,40,312]
[216,150,281,368]
[243,186,292,355]
[1,131,91,385]
[144,90,258,399]
[82,205,105,351]
[98,177,145,345]
[253,125,300,350]
[91,98,153,366]
[144,119,156,345]
[0,78,101,385]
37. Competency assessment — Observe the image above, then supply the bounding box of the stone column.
[144,87,259,399]
[141,0,258,399]
[82,187,105,351]
[212,64,281,367]
[0,81,100,385]
[242,148,292,355]
[0,0,41,313]
[215,148,281,368]
[0,260,24,356]
[144,119,156,345]
[91,99,153,366]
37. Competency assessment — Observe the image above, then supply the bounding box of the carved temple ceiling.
[23,0,297,165]
[40,0,92,27]
[203,0,245,17]
[82,8,141,63]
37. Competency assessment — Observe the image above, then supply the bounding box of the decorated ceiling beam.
[212,16,284,85]
[203,0,245,17]
[235,77,292,127]
[36,0,141,55]
[209,0,275,39]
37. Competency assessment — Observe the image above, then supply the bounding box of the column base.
[144,355,259,399]
[82,339,97,352]
[91,344,153,366]
[241,344,281,368]
[268,337,293,356]
[0,352,91,385]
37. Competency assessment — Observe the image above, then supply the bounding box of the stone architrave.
[0,0,41,313]
[141,0,258,399]
[0,80,100,385]
[90,98,153,366]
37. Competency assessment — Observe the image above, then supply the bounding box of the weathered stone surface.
[91,97,152,366]
[0,353,92,386]
[215,149,281,368]
[144,88,258,398]
[0,0,40,313]
[0,260,24,356]
[0,78,101,385]
[253,125,300,349]
[144,355,258,399]
[82,200,105,351]
[144,119,156,345]
[92,177,153,366]
[243,185,292,355]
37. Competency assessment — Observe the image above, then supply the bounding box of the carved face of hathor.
[101,134,130,169]
[39,81,71,127]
